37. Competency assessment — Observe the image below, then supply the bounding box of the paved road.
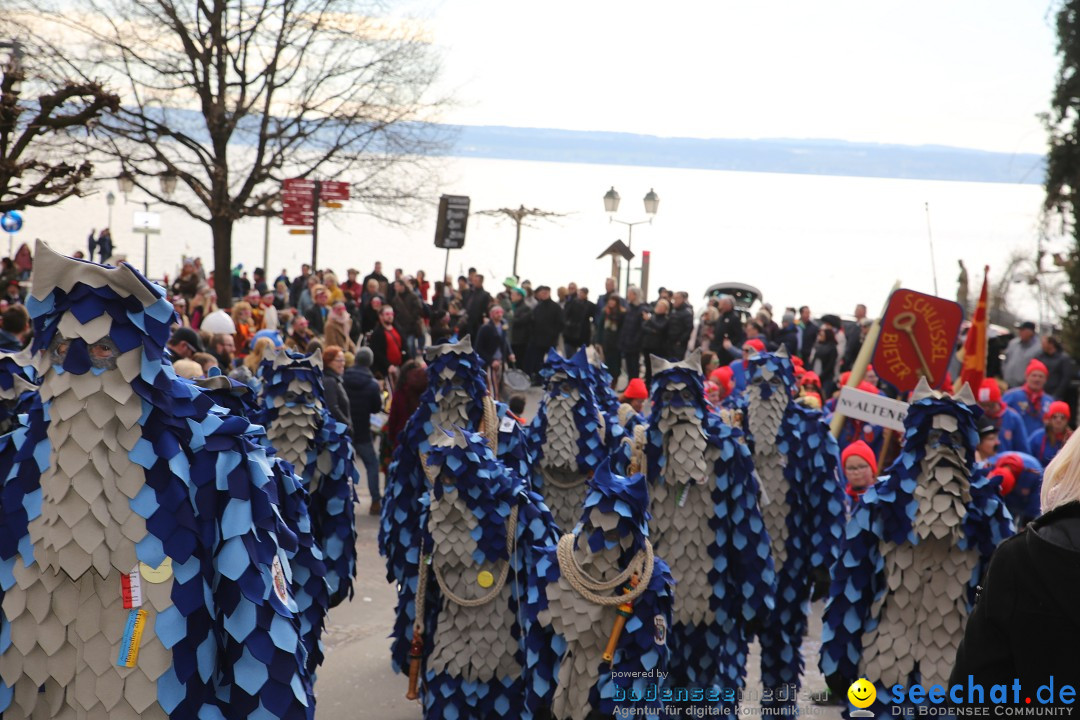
[314,386,844,719]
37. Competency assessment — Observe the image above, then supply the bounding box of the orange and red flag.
[959,266,989,392]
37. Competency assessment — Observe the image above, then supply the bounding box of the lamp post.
[117,169,177,276]
[603,186,658,295]
[106,191,115,230]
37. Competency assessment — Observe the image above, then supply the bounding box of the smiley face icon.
[848,678,876,709]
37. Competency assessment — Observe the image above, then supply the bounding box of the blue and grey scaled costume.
[526,461,674,720]
[820,382,1014,718]
[258,347,359,607]
[195,375,331,675]
[645,352,775,710]
[0,242,313,719]
[745,350,845,710]
[388,428,557,720]
[525,347,627,531]
[380,337,531,621]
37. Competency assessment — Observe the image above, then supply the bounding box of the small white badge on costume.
[499,415,516,433]
[653,615,667,646]
[271,556,289,604]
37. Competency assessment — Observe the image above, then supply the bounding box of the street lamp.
[604,186,658,294]
[116,169,176,276]
[105,191,115,230]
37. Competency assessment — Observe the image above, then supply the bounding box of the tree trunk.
[211,215,233,309]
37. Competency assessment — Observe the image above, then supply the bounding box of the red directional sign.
[872,288,963,393]
[281,179,349,226]
[319,181,350,201]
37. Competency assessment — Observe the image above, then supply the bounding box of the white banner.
[836,386,909,432]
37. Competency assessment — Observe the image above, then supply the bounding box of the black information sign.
[434,194,470,249]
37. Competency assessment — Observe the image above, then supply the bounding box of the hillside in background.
[450,125,1045,184]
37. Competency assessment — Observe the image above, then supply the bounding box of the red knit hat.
[841,440,878,476]
[791,357,805,368]
[800,371,821,387]
[1045,400,1071,421]
[1026,358,1049,378]
[743,338,766,354]
[857,381,880,395]
[989,466,1016,496]
[623,377,648,400]
[977,378,1001,404]
[710,366,733,386]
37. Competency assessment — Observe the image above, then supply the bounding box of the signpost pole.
[263,214,270,276]
[143,201,150,275]
[311,181,322,269]
[443,249,451,284]
[830,280,901,438]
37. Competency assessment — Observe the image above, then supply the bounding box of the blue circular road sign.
[0,211,23,234]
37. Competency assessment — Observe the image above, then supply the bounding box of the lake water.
[18,155,1050,319]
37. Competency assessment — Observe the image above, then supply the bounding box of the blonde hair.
[245,337,273,373]
[173,359,203,379]
[1042,428,1080,512]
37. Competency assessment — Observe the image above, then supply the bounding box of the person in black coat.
[525,286,564,379]
[1039,335,1076,401]
[618,287,646,381]
[563,288,595,349]
[713,297,745,352]
[641,299,670,388]
[778,312,799,357]
[809,327,839,396]
[509,289,532,364]
[797,305,818,363]
[666,292,695,360]
[465,274,492,343]
[950,432,1080,698]
[343,347,385,513]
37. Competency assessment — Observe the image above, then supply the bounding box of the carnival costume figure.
[0,242,313,719]
[645,350,775,710]
[820,379,1013,718]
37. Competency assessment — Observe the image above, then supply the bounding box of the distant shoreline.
[448,125,1046,186]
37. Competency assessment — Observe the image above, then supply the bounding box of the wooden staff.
[406,630,424,700]
[602,573,640,662]
[406,547,430,701]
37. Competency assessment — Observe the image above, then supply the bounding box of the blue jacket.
[1027,429,1069,468]
[989,406,1030,455]
[1002,387,1055,439]
[342,365,382,444]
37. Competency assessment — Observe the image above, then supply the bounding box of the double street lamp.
[117,169,177,276]
[603,186,659,294]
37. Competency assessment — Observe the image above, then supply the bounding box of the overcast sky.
[417,0,1059,155]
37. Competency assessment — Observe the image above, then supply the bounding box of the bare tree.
[18,0,450,304]
[476,205,568,278]
[0,35,119,213]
